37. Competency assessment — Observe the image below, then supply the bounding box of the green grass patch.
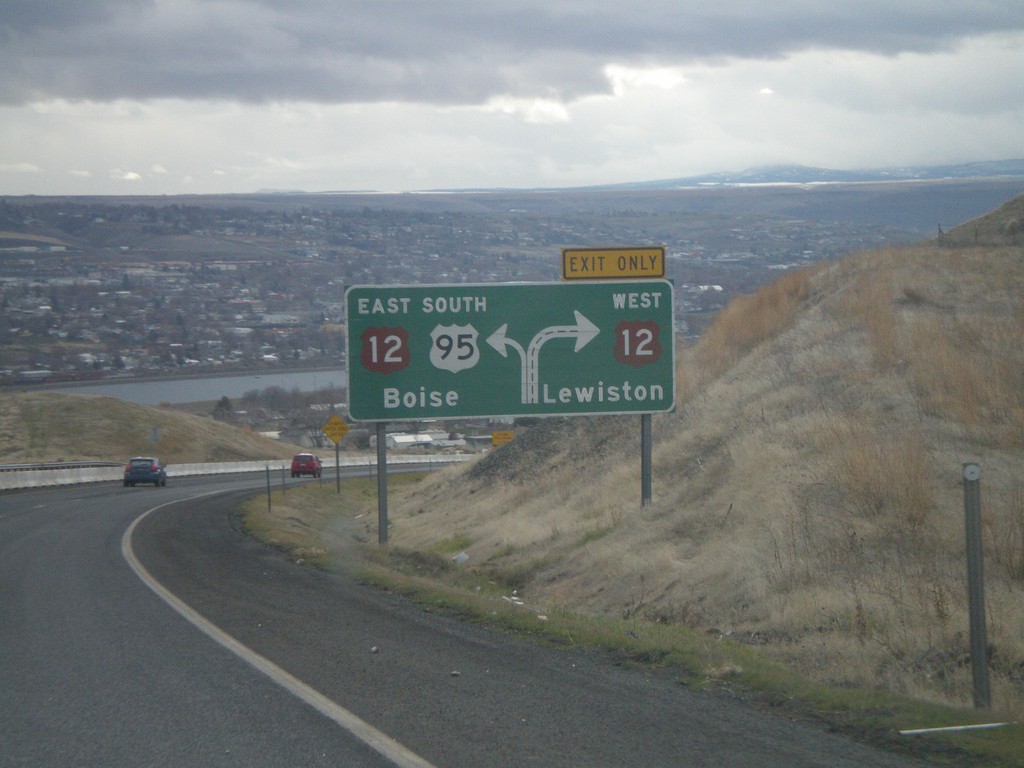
[429,533,473,554]
[576,525,614,547]
[242,472,426,569]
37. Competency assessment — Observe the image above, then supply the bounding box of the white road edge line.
[122,494,437,768]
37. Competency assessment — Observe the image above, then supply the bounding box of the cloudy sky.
[2,0,1023,195]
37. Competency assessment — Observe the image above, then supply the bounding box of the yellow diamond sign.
[322,414,350,444]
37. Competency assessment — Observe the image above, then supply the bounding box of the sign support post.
[321,413,350,494]
[377,422,389,546]
[641,414,652,507]
[963,463,990,708]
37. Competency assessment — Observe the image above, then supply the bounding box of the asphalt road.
[1,472,935,767]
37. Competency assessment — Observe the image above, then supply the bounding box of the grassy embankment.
[245,467,1020,767]
[0,391,297,463]
[243,232,1024,766]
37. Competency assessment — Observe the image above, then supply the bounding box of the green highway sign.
[345,281,675,421]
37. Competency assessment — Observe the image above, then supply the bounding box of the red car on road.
[290,453,322,478]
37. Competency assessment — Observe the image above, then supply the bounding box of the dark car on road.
[123,456,167,487]
[290,453,322,478]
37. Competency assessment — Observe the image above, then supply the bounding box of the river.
[52,368,345,406]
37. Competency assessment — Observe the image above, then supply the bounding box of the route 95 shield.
[429,323,480,373]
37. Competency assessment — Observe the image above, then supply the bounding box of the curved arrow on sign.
[486,311,599,404]
[485,323,528,402]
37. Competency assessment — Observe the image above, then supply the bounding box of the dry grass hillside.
[387,233,1024,714]
[0,391,298,464]
[942,193,1024,246]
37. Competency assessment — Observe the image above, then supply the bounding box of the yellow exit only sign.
[562,246,665,281]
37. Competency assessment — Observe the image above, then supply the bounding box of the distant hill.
[941,191,1024,245]
[578,158,1024,190]
[10,161,1024,236]
[0,391,298,464]
[385,218,1024,710]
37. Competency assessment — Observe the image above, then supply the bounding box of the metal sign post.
[377,422,388,546]
[641,414,652,507]
[322,414,349,493]
[962,463,990,709]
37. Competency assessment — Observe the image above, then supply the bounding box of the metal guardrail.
[0,460,124,472]
[0,454,473,491]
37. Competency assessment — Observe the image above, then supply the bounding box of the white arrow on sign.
[485,323,527,402]
[486,310,599,404]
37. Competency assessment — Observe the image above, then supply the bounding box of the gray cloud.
[2,0,1022,105]
[0,0,147,32]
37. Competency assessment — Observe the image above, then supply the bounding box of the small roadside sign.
[562,246,665,281]
[322,414,350,444]
[491,430,515,447]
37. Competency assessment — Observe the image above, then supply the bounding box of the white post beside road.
[962,463,990,709]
